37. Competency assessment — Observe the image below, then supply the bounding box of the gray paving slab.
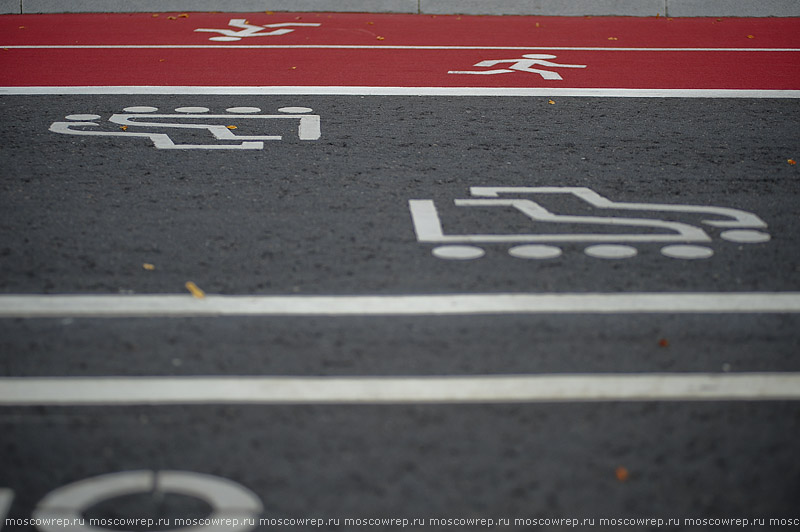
[421,0,665,16]
[20,0,418,14]
[667,0,800,17]
[12,0,800,15]
[0,0,19,14]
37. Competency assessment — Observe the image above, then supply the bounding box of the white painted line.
[33,471,262,532]
[2,44,799,51]
[1,293,799,318]
[3,86,798,98]
[0,374,798,404]
[0,489,13,532]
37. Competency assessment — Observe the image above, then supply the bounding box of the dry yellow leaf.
[608,37,618,41]
[142,263,155,270]
[120,125,128,131]
[185,281,205,299]
[226,125,237,129]
[377,36,385,40]
[747,34,755,39]
[178,13,189,18]
[789,159,797,165]
[548,99,556,105]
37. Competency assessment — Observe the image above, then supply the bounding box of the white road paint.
[50,105,321,148]
[33,471,262,532]
[2,87,799,98]
[448,53,587,78]
[409,187,769,260]
[0,489,13,532]
[195,19,321,41]
[0,374,798,405]
[1,293,800,318]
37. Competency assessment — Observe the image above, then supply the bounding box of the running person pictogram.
[448,54,587,80]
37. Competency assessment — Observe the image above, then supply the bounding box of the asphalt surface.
[1,94,799,529]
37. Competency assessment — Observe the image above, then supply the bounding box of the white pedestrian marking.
[33,471,262,532]
[410,186,769,260]
[449,54,587,79]
[49,106,320,149]
[5,87,799,98]
[0,489,13,532]
[0,374,798,405]
[194,19,320,42]
[1,293,800,318]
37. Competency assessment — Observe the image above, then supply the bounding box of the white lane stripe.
[0,374,798,404]
[2,44,799,51]
[3,86,798,98]
[1,293,800,318]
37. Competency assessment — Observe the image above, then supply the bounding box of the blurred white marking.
[0,489,14,531]
[0,374,798,404]
[1,293,800,318]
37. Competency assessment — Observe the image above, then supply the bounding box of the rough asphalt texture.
[1,95,799,528]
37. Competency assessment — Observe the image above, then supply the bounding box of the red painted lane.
[3,48,797,90]
[2,13,799,48]
[1,13,798,89]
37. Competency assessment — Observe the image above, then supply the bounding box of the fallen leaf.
[658,338,669,347]
[142,263,155,270]
[548,99,556,105]
[167,16,176,20]
[290,66,297,70]
[226,125,237,129]
[535,22,541,28]
[377,36,385,40]
[789,159,797,165]
[265,11,274,14]
[608,37,618,41]
[615,466,630,482]
[152,14,159,17]
[185,281,205,299]
[747,34,755,39]
[367,21,374,25]
[178,13,189,18]
[120,125,128,131]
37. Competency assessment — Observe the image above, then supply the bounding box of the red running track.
[1,13,798,90]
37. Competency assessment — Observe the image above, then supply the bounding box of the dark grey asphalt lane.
[1,96,798,294]
[3,404,800,528]
[1,94,799,529]
[1,314,800,377]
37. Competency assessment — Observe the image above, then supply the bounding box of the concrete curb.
[2,0,799,16]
